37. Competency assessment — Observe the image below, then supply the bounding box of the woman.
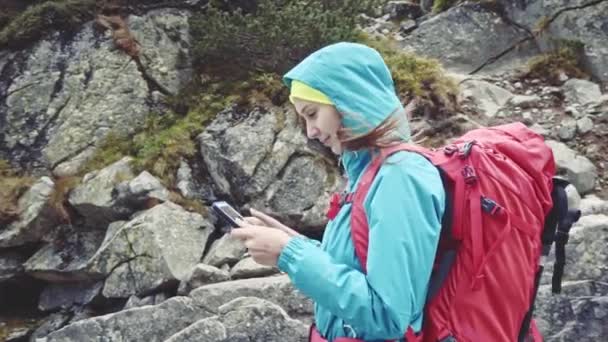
[231,42,445,342]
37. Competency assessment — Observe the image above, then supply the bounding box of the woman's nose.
[306,122,320,139]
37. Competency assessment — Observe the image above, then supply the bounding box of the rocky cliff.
[1,0,607,341]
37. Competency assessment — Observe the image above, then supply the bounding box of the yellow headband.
[289,80,333,105]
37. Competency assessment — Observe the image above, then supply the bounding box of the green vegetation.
[0,159,35,226]
[523,39,587,85]
[432,0,458,13]
[0,0,96,49]
[190,0,383,78]
[358,33,458,117]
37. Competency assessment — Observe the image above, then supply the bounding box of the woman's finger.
[250,208,282,227]
[243,216,265,225]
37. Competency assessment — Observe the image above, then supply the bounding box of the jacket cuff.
[277,236,311,274]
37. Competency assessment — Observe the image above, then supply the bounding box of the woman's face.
[293,99,343,155]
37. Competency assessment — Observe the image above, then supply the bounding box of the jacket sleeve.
[277,152,445,340]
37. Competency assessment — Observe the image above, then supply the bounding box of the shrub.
[0,0,96,49]
[522,39,587,85]
[357,33,459,118]
[190,0,383,78]
[0,159,35,226]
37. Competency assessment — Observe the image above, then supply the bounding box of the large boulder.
[499,0,608,84]
[0,177,59,248]
[39,296,212,342]
[166,297,308,342]
[398,3,538,74]
[189,275,314,323]
[198,105,341,231]
[86,202,213,298]
[545,140,598,195]
[0,10,194,176]
[23,226,106,282]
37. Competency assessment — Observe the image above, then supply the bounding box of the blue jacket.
[278,42,445,341]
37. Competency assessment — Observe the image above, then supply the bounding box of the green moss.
[0,0,96,49]
[357,33,459,117]
[432,0,458,13]
[523,39,587,85]
[0,159,35,226]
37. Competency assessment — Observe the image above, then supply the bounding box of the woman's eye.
[307,112,317,118]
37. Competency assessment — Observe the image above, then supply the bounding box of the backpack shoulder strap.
[350,143,429,273]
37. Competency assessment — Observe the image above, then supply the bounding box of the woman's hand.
[231,220,292,266]
[243,208,302,237]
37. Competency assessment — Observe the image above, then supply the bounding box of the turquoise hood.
[283,42,410,141]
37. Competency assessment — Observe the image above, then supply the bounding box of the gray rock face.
[0,250,27,283]
[202,234,247,268]
[86,202,213,298]
[0,177,59,248]
[535,281,608,341]
[399,3,537,74]
[189,275,314,322]
[23,227,106,282]
[0,10,193,176]
[40,296,212,342]
[546,140,598,195]
[499,0,608,84]
[563,79,603,106]
[198,106,341,230]
[68,157,135,228]
[38,281,103,311]
[230,257,280,280]
[459,79,514,117]
[166,297,308,342]
[177,263,231,295]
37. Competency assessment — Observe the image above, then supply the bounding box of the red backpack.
[334,122,581,342]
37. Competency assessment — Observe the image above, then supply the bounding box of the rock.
[198,106,340,230]
[530,123,549,137]
[557,118,577,141]
[566,215,608,283]
[86,202,213,298]
[41,296,212,342]
[68,157,135,228]
[576,116,594,135]
[459,79,514,117]
[177,264,231,295]
[565,105,583,118]
[0,250,27,283]
[166,297,309,342]
[112,170,170,208]
[38,281,103,311]
[189,275,314,322]
[398,4,538,74]
[507,94,541,109]
[384,1,424,20]
[580,195,608,216]
[29,312,72,342]
[534,280,608,341]
[0,177,59,248]
[1,9,196,174]
[230,257,280,280]
[130,9,193,95]
[23,227,105,282]
[420,0,433,12]
[164,317,227,342]
[202,234,247,268]
[499,1,608,84]
[563,79,603,106]
[218,297,308,342]
[176,159,214,201]
[546,140,598,195]
[123,292,168,310]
